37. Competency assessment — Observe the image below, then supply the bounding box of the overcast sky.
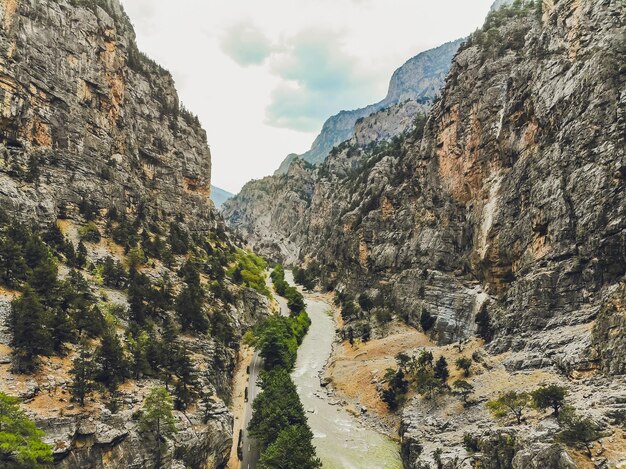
[120,0,494,194]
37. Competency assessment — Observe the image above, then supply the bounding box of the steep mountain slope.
[0,0,270,467]
[228,0,626,466]
[274,39,463,175]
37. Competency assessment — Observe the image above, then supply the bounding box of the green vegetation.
[380,349,450,410]
[452,380,474,405]
[0,392,53,468]
[455,357,473,377]
[139,387,178,469]
[248,270,319,467]
[249,370,321,469]
[293,264,320,291]
[69,337,97,406]
[487,391,530,424]
[556,406,602,456]
[78,222,101,243]
[531,384,567,417]
[228,250,271,297]
[462,0,541,57]
[271,265,305,313]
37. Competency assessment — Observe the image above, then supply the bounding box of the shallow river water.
[289,275,402,469]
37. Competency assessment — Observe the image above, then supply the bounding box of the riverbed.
[289,273,402,469]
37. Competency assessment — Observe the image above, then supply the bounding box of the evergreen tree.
[127,330,152,379]
[259,425,322,469]
[69,337,96,406]
[49,304,75,353]
[140,387,177,469]
[10,287,52,372]
[128,269,152,325]
[172,346,199,410]
[455,357,473,377]
[452,380,474,404]
[102,256,127,289]
[434,356,449,382]
[557,406,602,456]
[0,236,27,287]
[175,283,208,333]
[95,327,127,391]
[0,392,53,466]
[75,241,88,268]
[532,384,567,417]
[28,255,58,297]
[487,391,530,425]
[249,369,308,448]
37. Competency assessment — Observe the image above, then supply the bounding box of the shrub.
[420,309,435,332]
[79,222,101,243]
[532,384,567,417]
[557,406,602,456]
[0,392,53,466]
[455,357,473,377]
[487,391,530,425]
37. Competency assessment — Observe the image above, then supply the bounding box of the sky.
[120,0,494,194]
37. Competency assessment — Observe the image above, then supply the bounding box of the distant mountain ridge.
[274,38,464,175]
[211,185,234,208]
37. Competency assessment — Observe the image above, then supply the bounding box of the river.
[287,272,403,469]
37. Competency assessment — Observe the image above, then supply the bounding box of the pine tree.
[532,384,567,417]
[140,387,178,469]
[127,330,151,379]
[10,287,52,372]
[175,283,208,333]
[434,356,449,382]
[69,337,96,406]
[50,305,75,353]
[95,327,128,391]
[172,346,199,410]
[0,236,27,287]
[259,425,322,469]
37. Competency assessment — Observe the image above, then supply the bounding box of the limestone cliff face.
[224,159,316,264]
[273,39,463,175]
[261,0,626,361]
[0,0,213,229]
[0,1,269,467]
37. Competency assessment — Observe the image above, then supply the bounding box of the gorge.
[0,0,624,468]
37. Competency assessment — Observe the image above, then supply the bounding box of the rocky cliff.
[227,0,626,466]
[273,39,463,175]
[0,0,270,467]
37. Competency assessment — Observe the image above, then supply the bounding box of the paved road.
[240,349,263,469]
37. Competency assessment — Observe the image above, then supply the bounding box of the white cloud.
[220,21,275,66]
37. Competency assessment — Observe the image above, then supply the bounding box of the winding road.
[239,350,262,469]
